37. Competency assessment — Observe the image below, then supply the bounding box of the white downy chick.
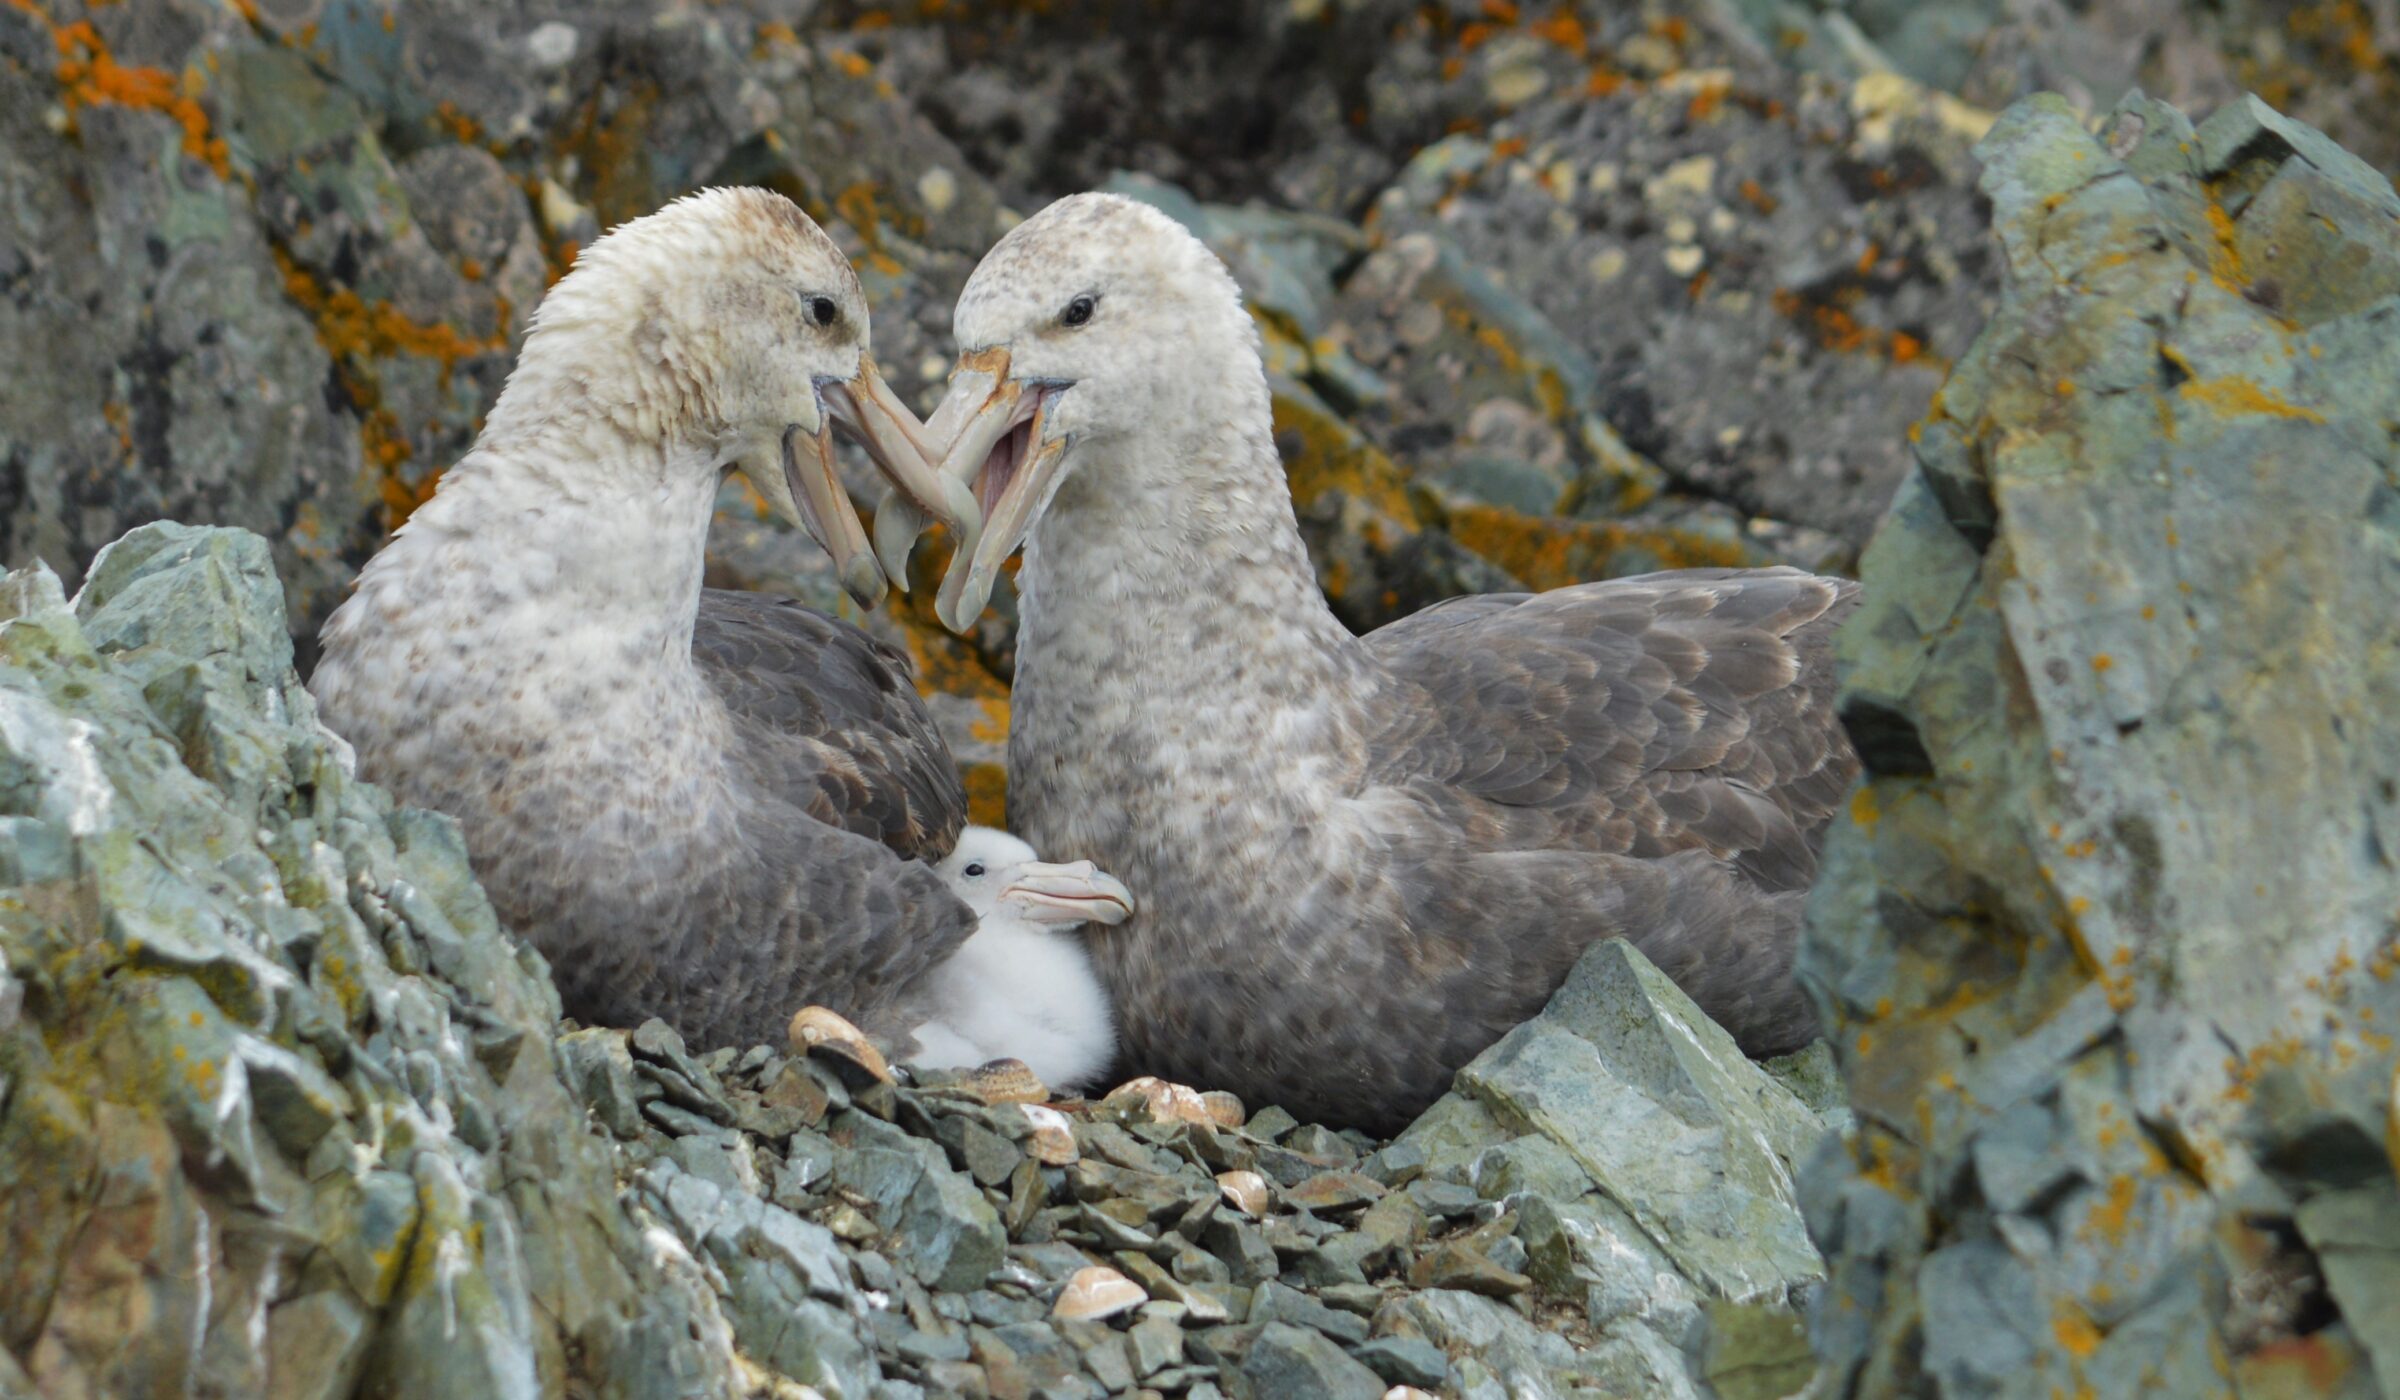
[909,826,1131,1094]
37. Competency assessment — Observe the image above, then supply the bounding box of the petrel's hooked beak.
[998,859,1134,927]
[918,347,1073,633]
[742,354,982,609]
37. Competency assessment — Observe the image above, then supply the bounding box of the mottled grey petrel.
[919,193,1860,1133]
[312,188,990,1052]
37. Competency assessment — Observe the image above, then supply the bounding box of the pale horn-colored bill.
[998,860,1135,926]
[871,362,1000,592]
[825,355,981,591]
[931,374,1064,635]
[779,420,885,608]
[872,347,1011,592]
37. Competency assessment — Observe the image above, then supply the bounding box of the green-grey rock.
[1239,1322,1387,1400]
[0,526,768,1396]
[1799,89,2400,1398]
[1350,1334,1450,1389]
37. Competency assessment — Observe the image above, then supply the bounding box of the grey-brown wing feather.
[568,586,976,1047]
[692,588,967,861]
[1362,567,1859,890]
[1334,567,1859,1079]
[553,809,978,1050]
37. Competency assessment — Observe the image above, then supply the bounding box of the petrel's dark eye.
[962,862,985,878]
[807,296,839,328]
[1061,294,1096,328]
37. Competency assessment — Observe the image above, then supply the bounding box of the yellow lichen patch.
[1445,505,1751,591]
[883,536,1011,703]
[2053,1301,2103,1359]
[2176,375,2326,423]
[2288,0,2386,73]
[967,696,1009,746]
[1272,394,1420,526]
[962,763,1007,828]
[1850,785,1882,833]
[2201,194,2247,287]
[2085,1173,2139,1245]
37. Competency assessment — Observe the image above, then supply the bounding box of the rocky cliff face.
[0,525,765,1397]
[1801,92,2400,1397]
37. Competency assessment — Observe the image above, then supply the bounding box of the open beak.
[998,860,1134,927]
[921,348,1073,633]
[743,355,982,609]
[871,360,999,594]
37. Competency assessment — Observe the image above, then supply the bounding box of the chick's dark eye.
[806,296,839,328]
[962,862,985,878]
[1061,295,1096,328]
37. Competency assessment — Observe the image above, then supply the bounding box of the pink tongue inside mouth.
[978,420,1027,518]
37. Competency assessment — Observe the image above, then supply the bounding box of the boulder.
[1395,937,1835,1396]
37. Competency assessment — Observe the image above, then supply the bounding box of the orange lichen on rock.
[273,249,501,380]
[2177,375,2327,423]
[35,14,230,177]
[967,697,1009,746]
[2289,0,2386,73]
[1445,504,1751,590]
[433,100,481,144]
[272,247,504,528]
[2053,1302,2103,1359]
[1527,8,1584,52]
[1273,395,1421,527]
[1771,288,1943,368]
[378,462,441,521]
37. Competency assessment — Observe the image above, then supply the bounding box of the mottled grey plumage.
[934,193,1862,1133]
[312,189,976,1055]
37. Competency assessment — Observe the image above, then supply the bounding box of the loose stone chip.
[968,1057,1049,1104]
[1199,1090,1246,1127]
[1053,1265,1148,1322]
[1215,1169,1270,1216]
[1101,1075,1216,1125]
[1018,1103,1080,1165]
[786,1006,892,1087]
